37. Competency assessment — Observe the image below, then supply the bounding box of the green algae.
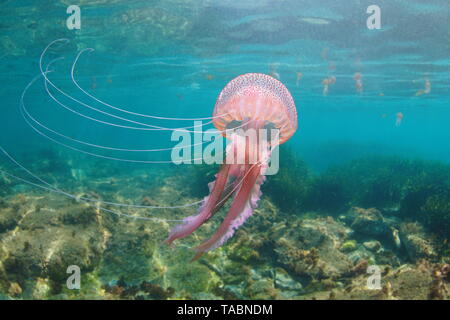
[340,240,357,252]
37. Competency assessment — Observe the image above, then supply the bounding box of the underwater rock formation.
[350,207,391,240]
[0,193,108,296]
[400,222,438,262]
[0,153,449,300]
[274,217,353,286]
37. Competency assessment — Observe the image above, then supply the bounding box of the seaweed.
[306,174,349,213]
[264,147,312,213]
[177,163,219,198]
[309,156,450,214]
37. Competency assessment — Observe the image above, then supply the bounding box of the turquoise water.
[1,0,449,167]
[0,0,449,300]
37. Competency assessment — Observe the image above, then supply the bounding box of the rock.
[275,218,353,281]
[166,259,221,296]
[347,247,374,265]
[350,207,391,239]
[0,196,107,294]
[403,235,437,262]
[191,292,223,300]
[400,223,438,262]
[340,240,358,252]
[220,284,246,300]
[274,269,303,298]
[32,278,51,299]
[376,250,401,267]
[8,282,22,297]
[363,241,382,252]
[245,278,276,299]
[0,200,27,233]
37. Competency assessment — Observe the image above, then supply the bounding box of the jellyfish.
[296,72,303,87]
[269,63,281,80]
[353,72,363,93]
[322,76,336,96]
[166,73,298,260]
[3,41,296,262]
[424,78,431,93]
[415,78,431,96]
[395,112,404,127]
[0,39,240,226]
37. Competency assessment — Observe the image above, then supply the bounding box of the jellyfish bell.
[329,76,336,84]
[213,73,297,146]
[166,73,298,260]
[322,76,335,96]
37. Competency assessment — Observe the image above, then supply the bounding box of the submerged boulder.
[350,207,391,240]
[400,222,438,262]
[0,195,108,296]
[274,217,353,283]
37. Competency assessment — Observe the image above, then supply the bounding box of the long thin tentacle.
[166,163,231,244]
[192,163,261,261]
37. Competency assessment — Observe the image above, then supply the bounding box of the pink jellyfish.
[322,75,336,96]
[296,72,303,87]
[395,112,404,127]
[415,78,431,96]
[167,73,298,260]
[269,63,281,80]
[353,72,363,93]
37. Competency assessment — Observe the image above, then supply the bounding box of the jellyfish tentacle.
[39,41,217,132]
[166,163,232,245]
[0,146,204,210]
[71,48,229,121]
[192,162,262,261]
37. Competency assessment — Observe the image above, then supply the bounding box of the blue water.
[1,0,449,173]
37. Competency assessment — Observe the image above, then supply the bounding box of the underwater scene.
[0,0,449,301]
